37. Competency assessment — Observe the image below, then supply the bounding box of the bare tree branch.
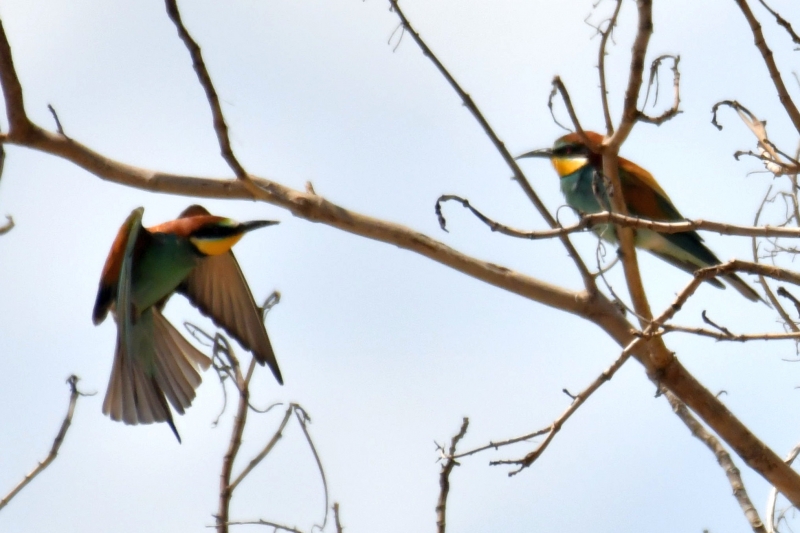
[293,406,330,531]
[548,77,602,153]
[0,375,86,512]
[664,390,766,533]
[220,520,304,532]
[164,0,248,179]
[597,0,623,135]
[608,0,652,145]
[437,195,800,240]
[661,324,800,342]
[386,0,596,289]
[733,0,800,134]
[435,418,469,533]
[228,405,294,493]
[216,341,256,533]
[638,54,681,125]
[757,0,800,47]
[333,503,344,533]
[493,339,645,474]
[712,100,800,176]
[752,187,799,333]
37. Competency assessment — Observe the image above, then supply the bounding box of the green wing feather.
[116,207,144,363]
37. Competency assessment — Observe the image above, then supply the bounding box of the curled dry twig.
[638,54,681,125]
[712,100,800,176]
[437,194,800,240]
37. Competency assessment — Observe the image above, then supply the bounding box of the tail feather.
[102,308,211,441]
[723,273,764,303]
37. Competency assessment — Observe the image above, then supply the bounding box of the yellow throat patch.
[551,156,589,178]
[191,233,244,256]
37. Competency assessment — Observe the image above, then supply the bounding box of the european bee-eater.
[93,205,282,441]
[517,131,762,302]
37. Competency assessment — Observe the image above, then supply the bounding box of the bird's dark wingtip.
[167,418,182,444]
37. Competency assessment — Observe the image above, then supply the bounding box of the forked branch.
[0,376,86,512]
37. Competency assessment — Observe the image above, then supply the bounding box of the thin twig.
[164,0,249,179]
[491,339,637,475]
[757,0,800,47]
[386,0,596,289]
[701,310,733,336]
[752,187,800,332]
[550,77,597,151]
[216,343,255,533]
[664,390,766,533]
[0,375,85,511]
[0,215,13,235]
[712,100,799,175]
[436,418,469,533]
[228,405,294,493]
[597,0,623,135]
[46,104,66,136]
[777,287,800,318]
[733,0,800,134]
[609,0,653,144]
[220,520,304,532]
[293,405,330,531]
[638,55,682,125]
[436,195,800,239]
[333,503,344,533]
[661,324,800,342]
[766,442,800,533]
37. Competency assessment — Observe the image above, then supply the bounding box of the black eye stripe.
[192,224,240,239]
[554,144,588,157]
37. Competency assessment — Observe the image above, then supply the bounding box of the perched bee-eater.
[93,205,282,441]
[517,131,762,302]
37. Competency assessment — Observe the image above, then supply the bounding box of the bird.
[92,204,283,441]
[517,131,762,302]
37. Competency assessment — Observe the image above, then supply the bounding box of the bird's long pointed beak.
[515,148,553,160]
[241,220,280,232]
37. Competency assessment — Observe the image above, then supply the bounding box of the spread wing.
[176,205,283,384]
[93,207,146,325]
[177,252,283,384]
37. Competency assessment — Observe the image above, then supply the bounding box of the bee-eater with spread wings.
[517,131,762,302]
[93,205,282,441]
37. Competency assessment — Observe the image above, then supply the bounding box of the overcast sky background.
[0,0,799,532]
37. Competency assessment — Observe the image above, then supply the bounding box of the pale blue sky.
[0,1,798,532]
